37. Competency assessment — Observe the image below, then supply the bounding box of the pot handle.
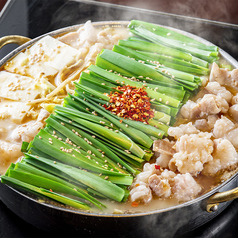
[207,187,238,212]
[0,35,31,49]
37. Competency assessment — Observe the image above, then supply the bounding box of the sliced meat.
[58,32,79,49]
[203,138,238,175]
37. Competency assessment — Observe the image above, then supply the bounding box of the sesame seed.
[39,136,42,139]
[104,176,109,180]
[61,122,65,125]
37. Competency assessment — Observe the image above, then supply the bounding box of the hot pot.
[0,21,238,238]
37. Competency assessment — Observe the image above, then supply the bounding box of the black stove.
[1,1,238,237]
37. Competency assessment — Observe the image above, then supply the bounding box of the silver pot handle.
[0,35,31,49]
[207,187,238,212]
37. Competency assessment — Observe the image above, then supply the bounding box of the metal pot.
[0,21,238,238]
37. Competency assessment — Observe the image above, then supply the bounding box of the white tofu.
[4,52,58,79]
[4,36,79,80]
[26,35,80,70]
[0,101,31,123]
[0,71,40,102]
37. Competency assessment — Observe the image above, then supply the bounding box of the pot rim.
[1,20,238,218]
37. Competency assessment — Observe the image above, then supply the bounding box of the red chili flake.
[103,86,154,123]
[50,189,53,192]
[131,201,139,207]
[155,165,161,170]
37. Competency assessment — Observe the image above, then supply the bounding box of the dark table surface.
[1,1,238,237]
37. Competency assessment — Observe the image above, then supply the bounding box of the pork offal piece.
[212,115,235,138]
[148,173,173,199]
[231,93,238,105]
[225,127,238,149]
[203,138,238,175]
[229,104,238,122]
[210,62,238,88]
[205,81,232,103]
[156,153,172,169]
[168,122,199,139]
[169,132,214,176]
[148,170,202,202]
[180,94,229,119]
[194,115,218,132]
[153,139,176,155]
[172,173,202,202]
[135,163,156,183]
[129,181,152,204]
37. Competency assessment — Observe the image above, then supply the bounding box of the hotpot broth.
[1,21,238,214]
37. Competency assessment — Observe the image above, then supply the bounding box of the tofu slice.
[4,35,80,80]
[26,35,80,70]
[0,71,41,102]
[0,101,31,123]
[4,52,58,79]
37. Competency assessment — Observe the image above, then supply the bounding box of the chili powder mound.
[103,85,154,123]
